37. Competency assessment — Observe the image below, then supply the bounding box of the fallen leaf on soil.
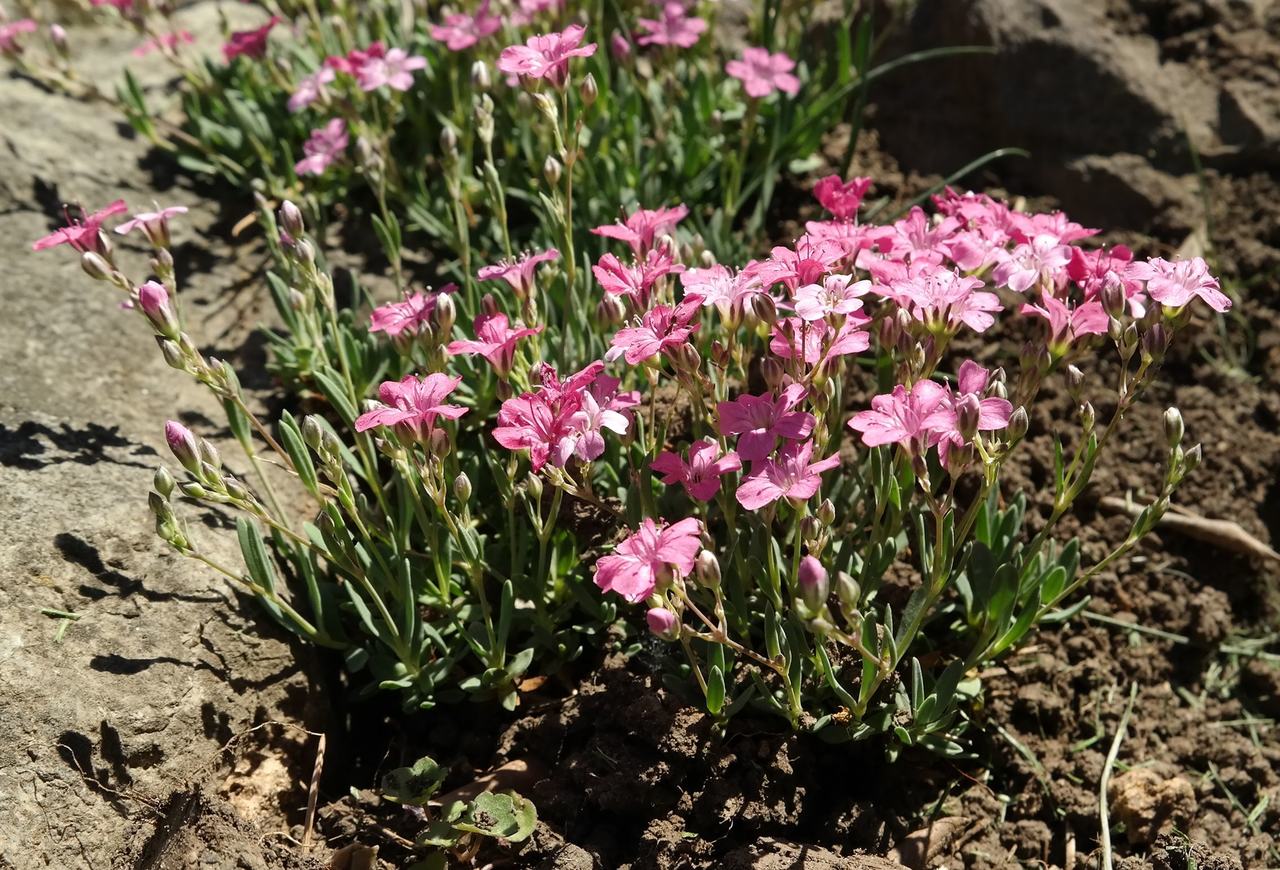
[887,816,971,869]
[430,758,545,807]
[1108,768,1197,845]
[328,843,379,870]
[1099,496,1280,562]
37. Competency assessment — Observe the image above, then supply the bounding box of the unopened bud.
[481,293,500,318]
[1101,277,1127,319]
[817,499,835,526]
[532,92,558,124]
[279,201,304,239]
[646,607,679,641]
[454,472,472,503]
[760,357,784,392]
[610,30,631,60]
[1007,406,1029,441]
[798,556,829,613]
[50,24,68,55]
[80,251,112,281]
[1065,364,1084,399]
[526,473,544,500]
[137,280,179,339]
[673,343,701,372]
[224,477,249,501]
[955,393,982,442]
[148,490,170,519]
[1080,401,1096,432]
[836,571,861,613]
[198,438,221,471]
[695,549,720,588]
[320,429,343,458]
[543,155,562,186]
[439,125,458,156]
[1184,443,1202,473]
[1163,407,1184,448]
[434,292,456,335]
[751,293,777,326]
[801,515,822,544]
[1122,322,1140,353]
[1142,323,1168,361]
[579,72,598,106]
[470,59,490,91]
[428,428,450,457]
[302,415,324,450]
[296,238,316,265]
[178,481,207,500]
[153,466,175,498]
[165,421,200,473]
[595,294,625,327]
[158,337,185,369]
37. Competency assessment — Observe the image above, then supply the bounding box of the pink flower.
[0,19,37,53]
[498,25,597,89]
[927,362,1014,463]
[593,517,703,603]
[326,42,385,75]
[848,380,952,450]
[651,439,742,501]
[592,248,684,309]
[792,274,870,322]
[750,239,846,292]
[992,234,1073,293]
[606,298,700,365]
[717,383,814,462]
[768,313,871,364]
[354,374,468,439]
[735,441,840,510]
[813,175,872,221]
[288,67,335,112]
[1068,245,1146,315]
[115,205,187,247]
[446,312,542,376]
[680,264,763,320]
[357,47,427,92]
[1010,211,1097,246]
[646,607,679,639]
[568,378,634,461]
[636,3,707,49]
[591,205,688,256]
[725,46,800,99]
[369,287,454,338]
[875,206,959,264]
[477,248,560,300]
[222,17,279,63]
[1129,256,1231,313]
[1020,294,1109,349]
[511,0,564,27]
[295,118,348,176]
[132,30,193,57]
[890,264,1002,334]
[431,1,501,51]
[32,199,127,253]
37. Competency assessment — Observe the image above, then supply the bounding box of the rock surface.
[0,6,318,868]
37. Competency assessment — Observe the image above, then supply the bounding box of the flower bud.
[1101,277,1127,319]
[817,499,836,526]
[749,293,777,326]
[798,555,829,613]
[610,30,631,60]
[543,155,562,187]
[532,91,559,124]
[470,59,490,91]
[148,490,170,519]
[279,201,304,239]
[165,421,200,474]
[579,72,598,107]
[1122,322,1140,353]
[1163,407,1184,448]
[80,250,113,281]
[955,393,982,442]
[439,125,458,157]
[526,473,544,500]
[695,549,720,588]
[801,515,822,544]
[1184,443,1202,473]
[153,466,175,498]
[481,293,500,318]
[434,292,456,335]
[50,24,68,56]
[1006,406,1029,442]
[1080,401,1096,432]
[646,607,679,641]
[158,337,185,369]
[1142,323,1168,362]
[836,571,861,613]
[224,477,249,501]
[178,481,207,500]
[428,428,451,458]
[198,438,221,471]
[301,415,324,451]
[320,429,344,458]
[296,238,316,265]
[1065,364,1085,399]
[454,472,472,503]
[137,280,179,339]
[760,357,784,392]
[595,294,625,327]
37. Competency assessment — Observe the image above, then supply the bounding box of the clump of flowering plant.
[34,168,1222,750]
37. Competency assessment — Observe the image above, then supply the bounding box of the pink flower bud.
[955,393,982,442]
[646,607,679,641]
[164,421,200,473]
[137,280,179,339]
[797,555,829,612]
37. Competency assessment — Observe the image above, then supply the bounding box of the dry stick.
[1099,684,1139,870]
[301,732,326,852]
[1098,496,1280,562]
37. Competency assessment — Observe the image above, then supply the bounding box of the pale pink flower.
[792,274,870,322]
[511,0,564,27]
[288,67,335,112]
[593,517,703,603]
[0,19,37,53]
[32,200,127,253]
[725,46,800,98]
[800,221,883,261]
[357,47,427,92]
[606,298,700,365]
[354,374,468,441]
[735,441,840,510]
[1129,256,1231,313]
[928,362,1014,463]
[477,248,559,300]
[637,3,707,49]
[891,265,1002,334]
[294,118,348,176]
[132,31,193,58]
[591,204,688,256]
[848,380,952,450]
[768,313,871,364]
[1010,211,1098,246]
[493,392,579,471]
[876,206,959,264]
[326,42,385,76]
[813,175,872,221]
[445,312,542,376]
[750,239,845,291]
[992,234,1073,293]
[717,383,814,462]
[567,383,632,462]
[222,17,279,63]
[681,265,764,320]
[498,25,597,89]
[651,439,742,501]
[115,205,188,247]
[1019,294,1109,348]
[1068,245,1145,315]
[369,287,454,338]
[431,2,501,51]
[494,362,632,470]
